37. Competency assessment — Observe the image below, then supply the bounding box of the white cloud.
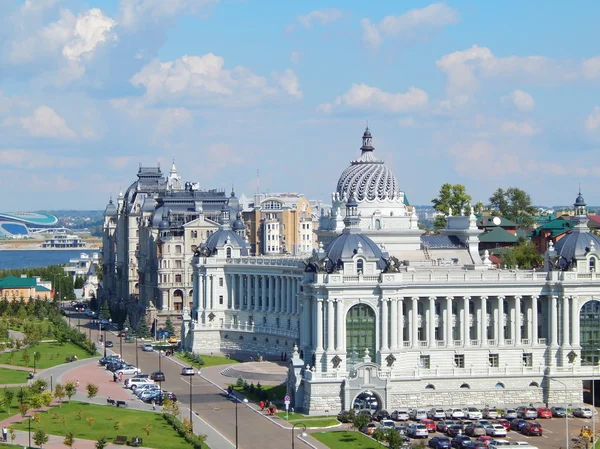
[585,106,600,130]
[320,84,428,113]
[502,89,535,112]
[297,9,343,29]
[118,0,219,30]
[154,108,193,136]
[361,3,458,48]
[273,69,302,99]
[290,51,301,65]
[130,53,299,106]
[500,120,540,136]
[583,57,600,79]
[0,149,88,169]
[3,105,76,139]
[62,9,116,61]
[398,117,416,127]
[20,0,63,14]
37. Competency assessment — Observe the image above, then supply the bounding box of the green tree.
[135,312,151,339]
[123,315,132,333]
[372,427,387,442]
[99,301,111,320]
[40,391,53,407]
[64,431,75,449]
[352,413,370,431]
[29,395,42,412]
[22,348,30,366]
[164,316,175,337]
[74,277,85,289]
[86,383,98,400]
[431,183,472,229]
[34,351,42,365]
[95,436,108,449]
[489,187,537,228]
[33,428,49,448]
[386,428,404,449]
[54,383,65,406]
[3,387,14,413]
[64,381,77,402]
[498,239,543,269]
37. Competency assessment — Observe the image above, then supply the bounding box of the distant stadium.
[0,212,59,238]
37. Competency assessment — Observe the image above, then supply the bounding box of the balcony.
[193,321,299,339]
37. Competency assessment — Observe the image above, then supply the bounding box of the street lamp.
[135,336,139,368]
[291,422,307,449]
[28,416,32,448]
[550,377,569,449]
[119,334,123,357]
[33,352,36,374]
[235,397,249,448]
[189,374,193,432]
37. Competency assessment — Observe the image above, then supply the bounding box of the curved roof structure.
[323,232,387,271]
[0,212,58,227]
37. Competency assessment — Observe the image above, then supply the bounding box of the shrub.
[162,414,207,449]
[236,376,244,388]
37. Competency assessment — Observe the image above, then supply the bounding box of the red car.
[476,436,493,447]
[497,419,511,430]
[536,407,552,419]
[521,422,543,436]
[422,418,436,433]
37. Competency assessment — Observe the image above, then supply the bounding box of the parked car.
[461,442,487,449]
[521,422,542,436]
[482,408,498,419]
[181,367,195,376]
[446,425,464,437]
[150,371,165,382]
[488,440,511,446]
[496,419,510,431]
[356,409,373,418]
[361,423,378,436]
[125,378,154,389]
[422,418,437,433]
[118,331,127,337]
[446,409,465,419]
[408,423,429,438]
[476,436,493,447]
[395,424,409,436]
[410,409,429,421]
[437,420,455,433]
[429,436,452,449]
[142,344,154,352]
[463,407,483,420]
[151,392,178,405]
[485,425,507,437]
[134,384,160,397]
[509,419,527,431]
[106,362,125,372]
[380,419,396,430]
[574,407,594,418]
[117,365,141,376]
[503,409,518,420]
[536,407,552,419]
[451,435,471,448]
[465,424,486,437]
[391,409,410,421]
[429,408,447,420]
[551,406,567,417]
[373,410,390,422]
[517,407,537,419]
[105,341,114,348]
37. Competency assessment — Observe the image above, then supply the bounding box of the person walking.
[76,379,80,388]
[2,426,7,442]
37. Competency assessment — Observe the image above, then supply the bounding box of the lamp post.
[291,422,307,449]
[234,397,249,448]
[119,334,123,358]
[158,349,162,393]
[28,416,31,448]
[103,323,108,358]
[189,374,193,432]
[135,336,139,368]
[33,352,36,374]
[550,377,569,449]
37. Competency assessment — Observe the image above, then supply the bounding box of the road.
[67,307,310,449]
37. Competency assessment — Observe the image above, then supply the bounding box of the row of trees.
[431,183,537,229]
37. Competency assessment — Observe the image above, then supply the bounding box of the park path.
[0,363,39,371]
[7,429,154,449]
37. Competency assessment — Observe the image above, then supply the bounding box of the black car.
[106,362,125,372]
[450,436,471,449]
[144,391,177,405]
[373,410,390,422]
[551,406,567,417]
[150,371,165,382]
[105,341,114,348]
[429,436,452,449]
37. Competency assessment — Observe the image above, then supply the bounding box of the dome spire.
[361,126,374,152]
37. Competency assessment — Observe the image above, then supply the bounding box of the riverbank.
[0,240,100,251]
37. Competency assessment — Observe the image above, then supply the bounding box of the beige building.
[242,193,319,256]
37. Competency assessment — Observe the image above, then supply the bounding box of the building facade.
[183,128,600,414]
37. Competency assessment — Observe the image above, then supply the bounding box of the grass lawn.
[0,368,29,384]
[176,353,241,368]
[312,431,387,449]
[231,384,287,403]
[276,412,339,428]
[12,401,195,449]
[0,342,93,369]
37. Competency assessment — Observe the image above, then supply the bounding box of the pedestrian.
[259,400,265,410]
[152,400,156,411]
[113,372,118,383]
[76,379,80,388]
[119,373,123,383]
[2,426,7,442]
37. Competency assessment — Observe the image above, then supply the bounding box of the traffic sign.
[284,395,290,402]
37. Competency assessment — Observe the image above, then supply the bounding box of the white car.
[409,409,428,421]
[380,419,396,429]
[445,408,465,419]
[486,424,508,437]
[126,378,154,390]
[463,407,483,420]
[134,384,160,397]
[407,423,428,438]
[142,344,154,352]
[392,409,409,421]
[181,367,195,376]
[483,408,499,419]
[428,408,446,420]
[117,365,141,376]
[574,407,594,418]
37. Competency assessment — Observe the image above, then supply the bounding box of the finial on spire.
[361,125,373,151]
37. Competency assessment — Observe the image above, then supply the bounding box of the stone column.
[209,274,214,310]
[198,275,204,313]
[551,295,559,346]
[571,296,580,347]
[398,298,404,349]
[481,296,488,346]
[562,295,570,347]
[428,296,436,347]
[532,295,539,344]
[238,274,243,310]
[515,296,522,345]
[316,298,324,351]
[390,298,398,351]
[463,296,470,346]
[411,297,419,348]
[286,277,292,314]
[498,296,505,346]
[446,296,454,347]
[261,276,267,312]
[327,299,335,352]
[245,275,251,312]
[276,276,282,313]
[336,299,344,351]
[381,298,389,352]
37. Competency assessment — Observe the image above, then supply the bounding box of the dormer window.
[226,247,232,259]
[590,256,596,272]
[375,219,381,230]
[356,259,364,275]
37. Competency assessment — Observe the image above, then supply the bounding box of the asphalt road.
[67,307,304,449]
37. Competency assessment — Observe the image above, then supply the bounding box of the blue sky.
[1,0,600,211]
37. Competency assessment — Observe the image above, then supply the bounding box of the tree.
[162,398,180,418]
[22,348,30,366]
[40,391,53,407]
[54,383,65,405]
[3,387,14,413]
[29,395,42,412]
[64,431,75,449]
[8,428,15,445]
[135,312,151,339]
[74,277,85,289]
[123,315,132,333]
[34,351,42,365]
[431,183,472,229]
[352,413,370,431]
[372,427,387,442]
[498,239,543,269]
[386,428,404,449]
[164,316,175,337]
[86,383,98,400]
[33,428,49,448]
[489,187,537,228]
[86,416,95,427]
[114,420,122,431]
[99,301,111,320]
[95,436,108,449]
[64,381,77,402]
[143,424,152,437]
[18,403,28,417]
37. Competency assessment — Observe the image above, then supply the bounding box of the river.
[0,250,99,269]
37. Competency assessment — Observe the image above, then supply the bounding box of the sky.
[2,0,600,211]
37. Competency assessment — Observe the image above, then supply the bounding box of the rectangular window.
[276,318,280,328]
[219,277,223,287]
[175,274,182,283]
[219,295,223,305]
[454,354,465,368]
[175,260,182,268]
[522,353,533,367]
[419,355,430,369]
[249,316,254,325]
[263,317,267,326]
[489,353,499,368]
[288,319,291,329]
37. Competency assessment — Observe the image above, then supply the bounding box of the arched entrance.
[580,300,600,364]
[352,390,382,413]
[173,289,184,311]
[346,304,376,365]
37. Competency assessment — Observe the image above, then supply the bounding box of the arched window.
[357,259,364,274]
[495,382,505,389]
[375,219,381,230]
[346,304,376,364]
[425,384,436,390]
[529,381,540,387]
[460,383,470,389]
[226,247,232,259]
[590,257,596,272]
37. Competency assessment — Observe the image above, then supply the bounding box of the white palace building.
[182,128,600,414]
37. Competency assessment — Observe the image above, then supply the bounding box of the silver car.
[574,407,594,418]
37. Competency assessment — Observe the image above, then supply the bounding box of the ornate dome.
[104,199,117,217]
[232,213,245,231]
[323,233,388,271]
[203,230,248,256]
[336,127,401,202]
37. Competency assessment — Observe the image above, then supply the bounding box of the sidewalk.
[8,429,153,449]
